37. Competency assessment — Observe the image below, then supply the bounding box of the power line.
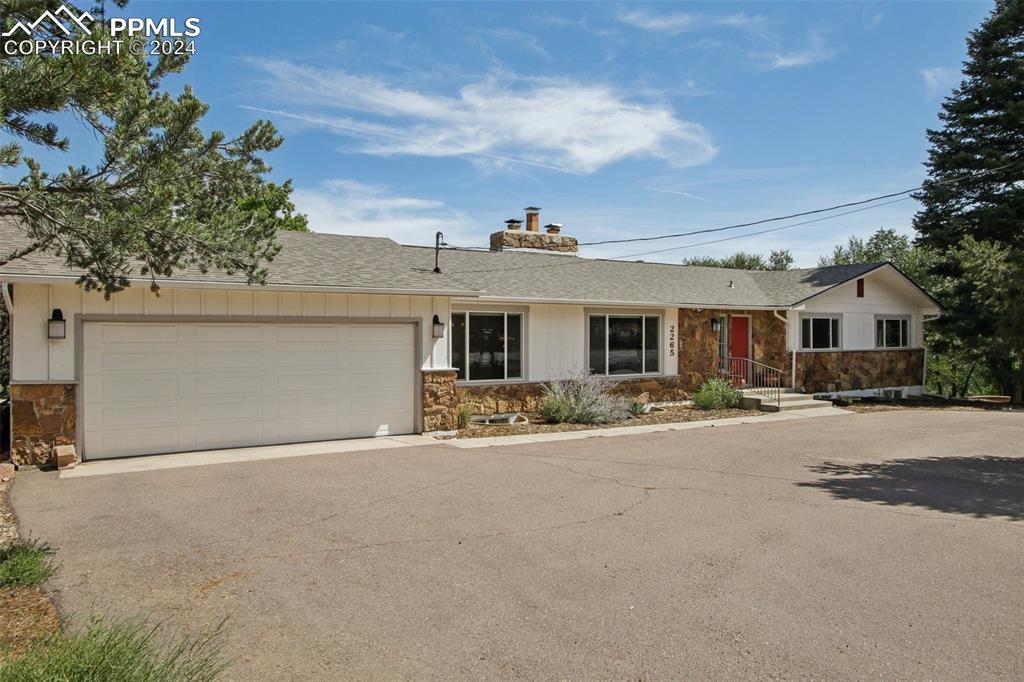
[577,163,1017,247]
[436,196,911,276]
[614,196,913,260]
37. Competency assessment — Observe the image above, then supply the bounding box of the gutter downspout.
[773,309,797,389]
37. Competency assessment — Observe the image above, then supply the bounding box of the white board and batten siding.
[785,268,929,351]
[458,302,679,383]
[11,283,450,459]
[10,283,451,383]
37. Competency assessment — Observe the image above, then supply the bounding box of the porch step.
[740,390,832,413]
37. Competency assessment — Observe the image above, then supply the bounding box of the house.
[0,210,940,466]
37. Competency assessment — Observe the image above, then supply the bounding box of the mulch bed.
[0,479,62,662]
[456,404,762,439]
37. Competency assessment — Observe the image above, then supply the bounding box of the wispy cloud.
[487,28,551,60]
[758,32,836,70]
[292,179,473,246]
[618,9,699,35]
[921,67,960,99]
[617,9,766,36]
[246,59,717,175]
[645,187,711,202]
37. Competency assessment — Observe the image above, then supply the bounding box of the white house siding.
[9,283,451,383]
[452,301,679,383]
[785,269,927,352]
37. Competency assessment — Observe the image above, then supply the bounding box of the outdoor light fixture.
[48,309,66,340]
[432,314,445,338]
[710,318,722,333]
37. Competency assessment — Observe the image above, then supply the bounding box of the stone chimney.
[489,208,579,253]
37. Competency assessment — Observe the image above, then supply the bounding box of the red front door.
[729,316,749,361]
[728,316,750,385]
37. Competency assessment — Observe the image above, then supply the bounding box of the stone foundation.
[422,370,459,432]
[676,309,790,389]
[795,349,925,393]
[456,375,692,415]
[11,383,76,467]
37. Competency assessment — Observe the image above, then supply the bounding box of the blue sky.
[33,2,995,264]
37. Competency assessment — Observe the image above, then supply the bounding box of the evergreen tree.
[682,249,793,271]
[912,0,1024,400]
[0,0,307,297]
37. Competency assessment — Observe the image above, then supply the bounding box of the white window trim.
[451,310,525,383]
[587,313,662,377]
[800,313,843,351]
[875,315,911,349]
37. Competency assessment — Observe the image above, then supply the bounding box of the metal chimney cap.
[505,218,523,224]
[523,206,542,212]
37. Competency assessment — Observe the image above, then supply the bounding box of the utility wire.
[436,197,911,276]
[615,196,914,260]
[577,162,1017,247]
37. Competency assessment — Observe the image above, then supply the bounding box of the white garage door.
[82,321,416,460]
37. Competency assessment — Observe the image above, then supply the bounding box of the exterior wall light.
[432,314,445,338]
[48,308,66,339]
[710,318,722,333]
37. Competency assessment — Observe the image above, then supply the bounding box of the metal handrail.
[715,356,783,406]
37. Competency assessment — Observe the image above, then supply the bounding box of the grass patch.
[0,542,55,587]
[0,616,228,681]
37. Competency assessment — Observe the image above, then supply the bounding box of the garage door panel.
[94,402,180,428]
[274,350,338,367]
[88,427,185,457]
[195,351,263,370]
[274,325,340,343]
[193,324,263,343]
[91,323,180,344]
[86,375,180,401]
[83,321,416,459]
[87,351,180,373]
[275,373,337,392]
[188,400,262,422]
[193,374,263,396]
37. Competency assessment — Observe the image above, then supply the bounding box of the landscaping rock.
[55,445,77,470]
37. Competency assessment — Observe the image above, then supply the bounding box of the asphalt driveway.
[11,410,1024,680]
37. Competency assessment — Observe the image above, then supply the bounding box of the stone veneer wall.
[457,375,692,415]
[422,370,459,432]
[795,349,925,393]
[489,230,579,253]
[676,309,790,390]
[11,384,76,467]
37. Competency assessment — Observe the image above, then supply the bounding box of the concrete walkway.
[61,407,851,477]
[60,434,441,479]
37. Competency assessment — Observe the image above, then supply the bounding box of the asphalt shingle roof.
[0,217,885,307]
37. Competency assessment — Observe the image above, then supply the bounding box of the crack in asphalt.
[248,489,653,562]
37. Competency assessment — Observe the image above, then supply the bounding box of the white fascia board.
[454,295,789,310]
[0,273,482,298]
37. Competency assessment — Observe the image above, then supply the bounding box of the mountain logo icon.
[2,4,94,37]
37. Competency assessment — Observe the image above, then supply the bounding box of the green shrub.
[692,378,742,410]
[539,372,629,424]
[0,541,55,587]
[455,403,473,430]
[0,616,228,682]
[627,398,648,416]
